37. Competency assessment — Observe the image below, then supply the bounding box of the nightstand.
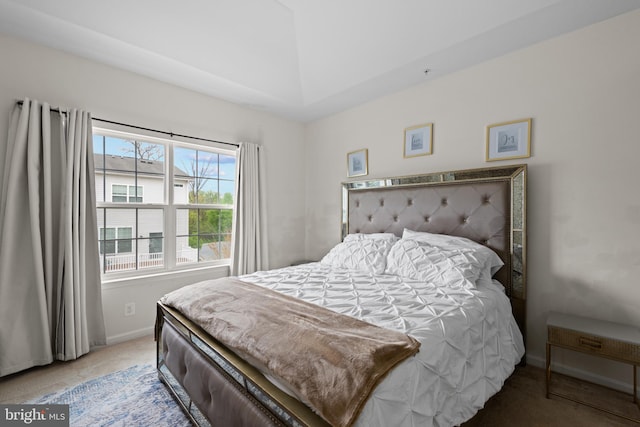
[546,311,640,422]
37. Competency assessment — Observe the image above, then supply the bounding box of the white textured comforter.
[241,262,524,427]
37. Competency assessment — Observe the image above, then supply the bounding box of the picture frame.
[486,118,531,162]
[404,123,433,158]
[347,148,368,177]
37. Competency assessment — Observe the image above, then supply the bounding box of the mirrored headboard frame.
[341,164,527,335]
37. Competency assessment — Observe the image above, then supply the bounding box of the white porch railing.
[100,249,199,272]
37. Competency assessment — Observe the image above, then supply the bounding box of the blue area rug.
[28,364,191,426]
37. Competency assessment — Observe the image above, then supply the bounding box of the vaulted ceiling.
[1,0,639,122]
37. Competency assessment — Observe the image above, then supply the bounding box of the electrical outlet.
[124,302,136,317]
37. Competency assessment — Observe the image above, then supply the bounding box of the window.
[149,232,163,254]
[111,184,143,203]
[94,131,236,276]
[99,227,132,254]
[112,185,127,203]
[129,185,143,203]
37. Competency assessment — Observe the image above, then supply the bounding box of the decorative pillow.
[385,239,488,289]
[320,239,396,274]
[401,229,503,275]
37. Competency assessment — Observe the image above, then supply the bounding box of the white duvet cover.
[241,262,524,427]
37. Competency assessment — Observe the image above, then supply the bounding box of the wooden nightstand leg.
[634,364,638,406]
[546,342,551,399]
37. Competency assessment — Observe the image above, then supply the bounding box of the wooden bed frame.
[156,164,527,427]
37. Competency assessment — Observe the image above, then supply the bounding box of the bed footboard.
[156,303,329,427]
[160,319,284,426]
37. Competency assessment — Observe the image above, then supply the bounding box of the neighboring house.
[94,153,195,272]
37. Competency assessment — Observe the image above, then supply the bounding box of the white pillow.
[401,229,503,275]
[320,239,396,274]
[385,239,488,289]
[343,233,399,243]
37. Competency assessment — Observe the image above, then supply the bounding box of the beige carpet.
[1,336,638,426]
[0,335,156,404]
[463,365,639,427]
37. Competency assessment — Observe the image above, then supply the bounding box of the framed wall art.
[404,123,433,158]
[486,118,531,162]
[347,148,368,177]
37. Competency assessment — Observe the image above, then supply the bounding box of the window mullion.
[165,143,176,270]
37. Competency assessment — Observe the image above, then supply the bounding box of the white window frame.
[94,127,236,281]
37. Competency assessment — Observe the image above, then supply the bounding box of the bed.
[155,164,527,427]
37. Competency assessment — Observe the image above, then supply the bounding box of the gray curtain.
[0,98,106,377]
[231,142,268,276]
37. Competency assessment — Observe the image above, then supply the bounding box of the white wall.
[305,10,640,392]
[0,34,306,343]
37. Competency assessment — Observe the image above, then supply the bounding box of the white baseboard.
[106,326,154,345]
[527,354,639,395]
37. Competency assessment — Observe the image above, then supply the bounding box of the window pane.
[113,184,127,194]
[198,152,219,178]
[138,210,163,268]
[97,138,166,205]
[137,142,164,166]
[196,179,218,204]
[199,209,218,234]
[219,234,232,258]
[99,227,116,255]
[199,235,216,261]
[117,227,133,253]
[176,208,190,236]
[188,209,199,235]
[219,209,233,234]
[219,180,234,205]
[107,240,137,272]
[220,154,236,187]
[93,135,106,202]
[136,142,164,203]
[173,181,189,205]
[174,147,196,179]
[104,137,137,173]
[176,236,197,264]
[175,208,233,265]
[138,209,163,238]
[103,136,136,204]
[174,147,233,205]
[128,185,143,203]
[103,208,136,233]
[98,209,134,272]
[140,234,163,269]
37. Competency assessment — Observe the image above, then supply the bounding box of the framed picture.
[486,118,531,162]
[404,123,433,158]
[347,148,368,177]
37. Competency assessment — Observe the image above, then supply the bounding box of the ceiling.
[1,0,639,122]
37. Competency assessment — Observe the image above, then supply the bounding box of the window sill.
[101,263,231,289]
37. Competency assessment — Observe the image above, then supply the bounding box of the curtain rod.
[15,100,239,148]
[92,117,239,148]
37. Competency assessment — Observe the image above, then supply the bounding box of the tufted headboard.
[341,164,527,338]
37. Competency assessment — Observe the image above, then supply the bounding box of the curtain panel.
[231,142,268,276]
[0,99,105,377]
